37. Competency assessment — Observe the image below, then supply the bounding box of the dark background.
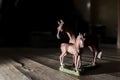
[0,0,89,47]
[0,0,117,47]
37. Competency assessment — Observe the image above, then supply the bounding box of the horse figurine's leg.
[59,52,66,68]
[72,55,82,72]
[93,51,97,66]
[60,43,67,67]
[97,50,102,59]
[76,55,81,70]
[74,54,78,72]
[89,46,102,66]
[88,45,97,66]
[72,54,82,70]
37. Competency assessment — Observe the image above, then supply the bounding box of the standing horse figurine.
[59,33,84,76]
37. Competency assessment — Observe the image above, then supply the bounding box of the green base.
[59,67,80,76]
[83,63,96,68]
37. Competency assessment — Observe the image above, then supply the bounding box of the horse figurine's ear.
[83,33,86,40]
[58,21,60,25]
[57,19,64,25]
[83,33,86,37]
[60,19,64,24]
[79,32,82,36]
[79,32,81,35]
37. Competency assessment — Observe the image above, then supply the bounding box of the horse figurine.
[59,33,85,72]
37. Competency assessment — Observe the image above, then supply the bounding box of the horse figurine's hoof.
[92,63,96,66]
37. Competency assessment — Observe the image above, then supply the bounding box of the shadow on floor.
[80,61,120,77]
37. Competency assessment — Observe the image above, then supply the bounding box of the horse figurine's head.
[76,33,85,48]
[57,19,64,39]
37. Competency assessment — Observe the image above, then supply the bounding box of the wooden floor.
[0,48,79,80]
[0,46,120,80]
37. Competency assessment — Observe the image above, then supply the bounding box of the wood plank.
[0,59,31,80]
[16,57,79,80]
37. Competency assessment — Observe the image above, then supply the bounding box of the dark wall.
[0,0,89,47]
[91,0,117,38]
[0,0,31,46]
